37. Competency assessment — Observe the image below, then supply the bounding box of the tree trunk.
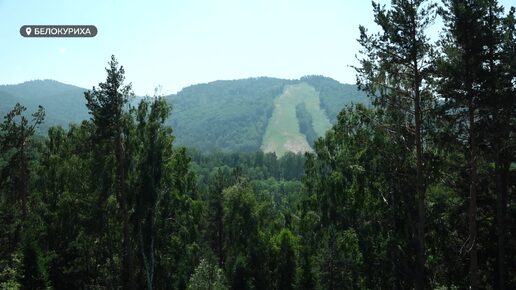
[468,99,479,290]
[414,77,425,290]
[411,12,425,289]
[495,148,508,290]
[140,217,155,290]
[20,124,28,222]
[486,6,507,286]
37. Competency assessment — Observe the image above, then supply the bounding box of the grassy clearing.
[261,83,332,156]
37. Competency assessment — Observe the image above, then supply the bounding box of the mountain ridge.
[0,76,368,154]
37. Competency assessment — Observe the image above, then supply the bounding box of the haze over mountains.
[0,76,368,155]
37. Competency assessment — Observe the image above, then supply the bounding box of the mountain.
[0,77,369,155]
[0,80,90,132]
[165,77,291,153]
[165,76,368,154]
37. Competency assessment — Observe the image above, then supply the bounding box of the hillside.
[166,76,368,154]
[301,75,368,123]
[0,80,90,132]
[0,77,368,154]
[165,77,292,152]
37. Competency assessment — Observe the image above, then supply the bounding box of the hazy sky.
[1,0,514,95]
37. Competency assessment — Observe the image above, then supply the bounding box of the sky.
[1,0,514,95]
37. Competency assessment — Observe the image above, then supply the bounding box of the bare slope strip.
[261,83,331,156]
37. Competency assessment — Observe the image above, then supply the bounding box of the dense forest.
[0,0,515,289]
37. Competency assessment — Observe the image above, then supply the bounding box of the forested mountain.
[0,80,89,132]
[163,76,367,152]
[165,77,290,152]
[0,77,368,154]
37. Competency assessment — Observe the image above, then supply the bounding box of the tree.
[436,1,493,288]
[482,4,515,289]
[0,250,22,290]
[0,104,44,289]
[205,168,230,267]
[35,122,113,289]
[355,1,437,288]
[20,240,50,290]
[297,201,318,290]
[187,258,228,290]
[84,55,135,290]
[154,146,201,289]
[223,181,264,290]
[132,97,174,290]
[302,104,400,288]
[229,254,251,290]
[0,103,45,221]
[316,227,363,290]
[274,229,297,290]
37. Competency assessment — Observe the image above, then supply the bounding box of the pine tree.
[84,55,135,290]
[0,103,45,221]
[206,168,230,267]
[436,1,493,288]
[187,258,228,290]
[481,4,515,289]
[274,229,297,290]
[355,1,437,287]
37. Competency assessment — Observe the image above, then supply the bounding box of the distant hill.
[165,77,292,153]
[0,80,90,132]
[165,76,368,154]
[0,77,368,155]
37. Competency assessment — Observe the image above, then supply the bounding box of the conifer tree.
[355,1,436,288]
[85,55,135,290]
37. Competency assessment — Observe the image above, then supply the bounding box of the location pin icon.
[26,27,31,36]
